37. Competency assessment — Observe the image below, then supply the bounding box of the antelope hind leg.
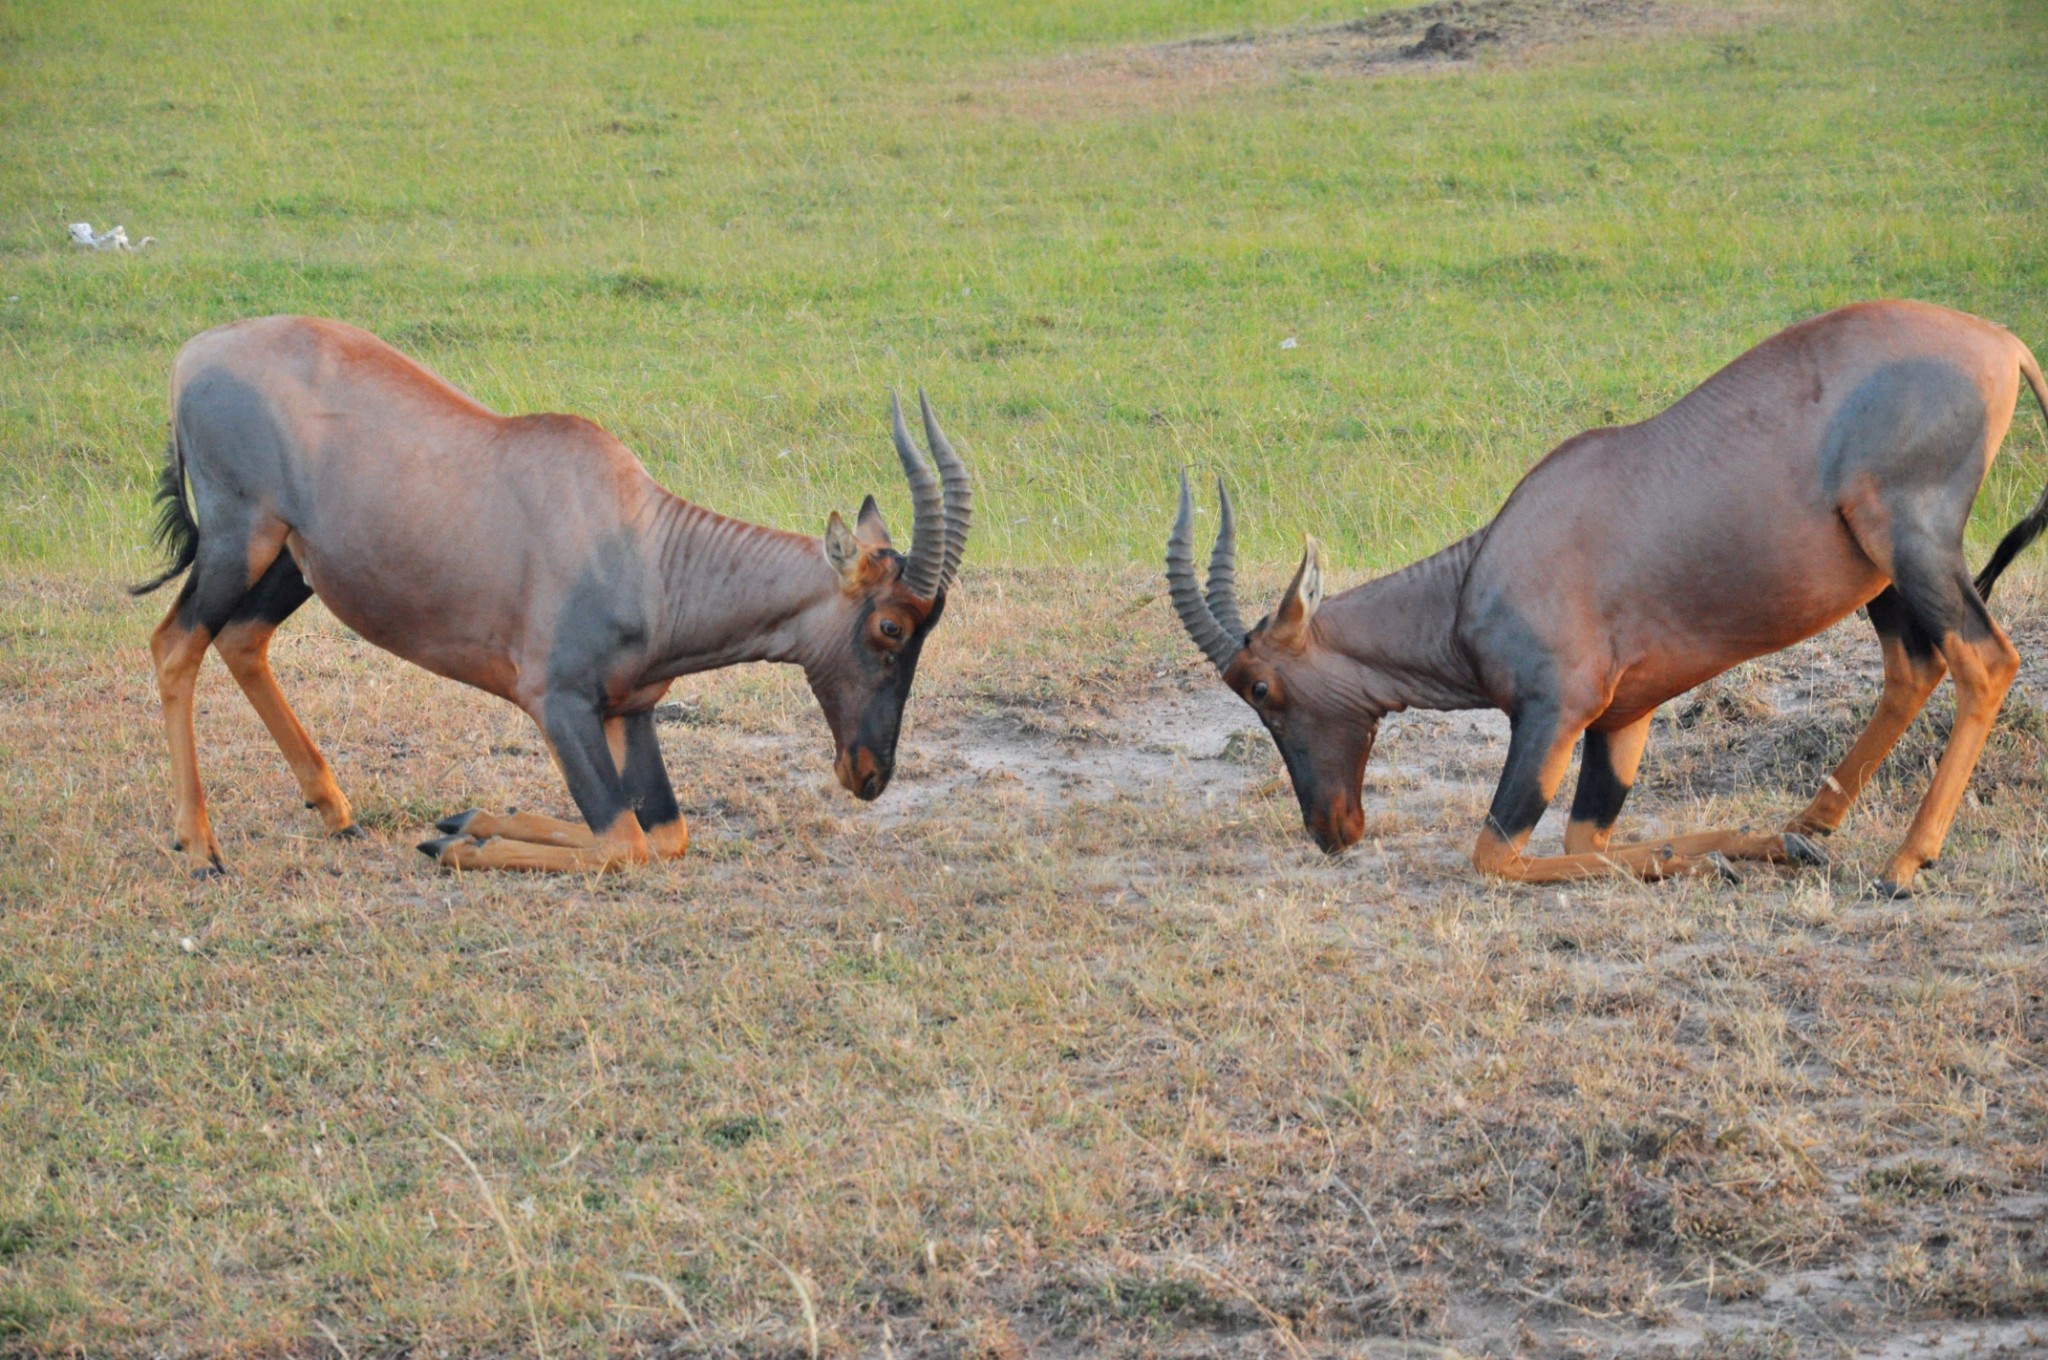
[1876,610,2018,896]
[152,603,222,875]
[1786,587,1946,838]
[212,552,359,838]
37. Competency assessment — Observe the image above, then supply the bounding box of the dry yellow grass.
[3,564,2046,1357]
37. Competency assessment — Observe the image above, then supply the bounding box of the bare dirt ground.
[1006,0,1759,113]
[3,566,2046,1357]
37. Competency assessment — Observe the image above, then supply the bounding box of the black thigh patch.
[223,548,314,629]
[1864,585,1940,664]
[1887,550,1996,649]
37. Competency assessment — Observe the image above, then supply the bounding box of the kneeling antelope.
[1170,301,2047,894]
[135,316,970,875]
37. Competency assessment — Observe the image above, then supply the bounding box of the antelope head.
[809,392,971,801]
[1167,473,1376,853]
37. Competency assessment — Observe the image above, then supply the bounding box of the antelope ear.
[855,494,892,547]
[1267,536,1325,648]
[824,511,864,579]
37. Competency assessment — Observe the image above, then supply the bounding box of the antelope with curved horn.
[1170,301,2048,895]
[134,316,971,875]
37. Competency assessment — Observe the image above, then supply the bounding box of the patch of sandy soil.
[685,610,2048,899]
[1009,0,1754,112]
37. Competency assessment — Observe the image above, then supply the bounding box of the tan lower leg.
[1635,827,1822,864]
[1789,637,1945,836]
[644,817,688,859]
[430,809,652,873]
[215,624,354,834]
[1880,634,2018,890]
[452,809,593,847]
[1474,705,1799,885]
[152,616,221,872]
[450,807,689,859]
[1475,826,1744,884]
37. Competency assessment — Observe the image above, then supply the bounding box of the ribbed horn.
[891,391,946,600]
[1207,476,1246,644]
[919,390,972,591]
[1166,470,1239,672]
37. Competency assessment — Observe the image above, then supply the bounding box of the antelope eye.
[879,618,903,640]
[1250,681,1270,703]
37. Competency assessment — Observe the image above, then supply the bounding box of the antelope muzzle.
[1275,723,1375,855]
[835,743,894,801]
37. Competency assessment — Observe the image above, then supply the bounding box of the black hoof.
[1870,879,1914,901]
[332,823,367,841]
[435,808,482,836]
[416,834,463,863]
[1782,832,1829,868]
[1705,852,1743,886]
[190,861,227,881]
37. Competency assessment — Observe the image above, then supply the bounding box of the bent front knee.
[1472,827,1526,878]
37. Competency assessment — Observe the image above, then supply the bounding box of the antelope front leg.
[1474,701,1754,884]
[419,696,652,873]
[423,811,650,872]
[432,714,688,860]
[1613,826,1828,870]
[434,807,595,848]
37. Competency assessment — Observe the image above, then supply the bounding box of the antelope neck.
[643,494,842,678]
[1312,531,1490,714]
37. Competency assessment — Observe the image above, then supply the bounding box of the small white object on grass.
[180,936,198,953]
[1279,336,1298,350]
[68,222,155,251]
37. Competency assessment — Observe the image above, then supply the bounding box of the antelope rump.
[1169,301,2048,895]
[134,316,971,876]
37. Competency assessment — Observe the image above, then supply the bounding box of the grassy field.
[4,0,2045,569]
[5,0,2048,1355]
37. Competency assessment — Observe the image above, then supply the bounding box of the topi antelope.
[134,316,970,875]
[1169,301,2048,895]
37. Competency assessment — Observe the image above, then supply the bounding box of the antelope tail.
[130,429,199,595]
[1975,346,2048,602]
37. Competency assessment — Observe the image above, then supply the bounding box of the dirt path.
[682,609,2048,901]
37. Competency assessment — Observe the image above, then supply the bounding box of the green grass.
[4,0,2044,576]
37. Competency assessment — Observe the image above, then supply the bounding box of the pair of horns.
[890,391,972,601]
[1167,471,1249,671]
[1167,472,1322,671]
